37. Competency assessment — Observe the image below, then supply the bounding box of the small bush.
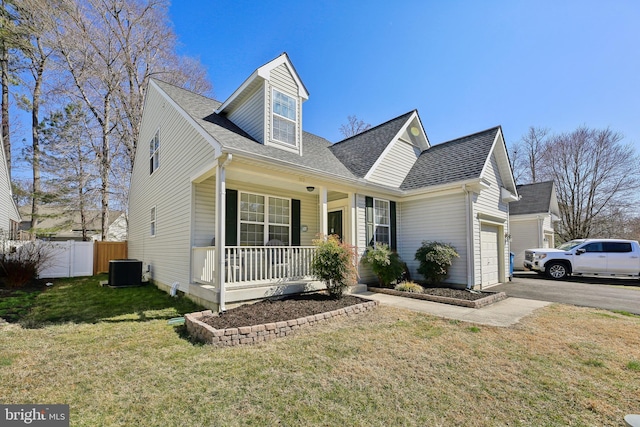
[415,241,459,284]
[395,281,424,293]
[0,240,55,289]
[310,235,358,299]
[362,243,406,288]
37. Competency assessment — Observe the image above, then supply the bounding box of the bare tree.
[510,126,549,184]
[339,115,371,139]
[54,0,211,239]
[541,127,640,241]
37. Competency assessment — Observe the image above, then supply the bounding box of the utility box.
[108,259,143,287]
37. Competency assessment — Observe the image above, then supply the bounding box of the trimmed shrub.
[395,281,424,293]
[362,243,406,288]
[310,235,358,299]
[415,241,459,284]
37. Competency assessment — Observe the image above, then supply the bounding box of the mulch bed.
[199,294,367,330]
[369,286,507,309]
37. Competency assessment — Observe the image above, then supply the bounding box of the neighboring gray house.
[19,207,127,242]
[128,53,519,310]
[509,181,560,269]
[0,133,20,239]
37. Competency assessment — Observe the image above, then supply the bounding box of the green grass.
[1,277,639,426]
[0,290,41,322]
[15,275,203,328]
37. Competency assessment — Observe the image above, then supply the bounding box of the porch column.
[215,154,232,311]
[348,192,357,246]
[319,186,328,237]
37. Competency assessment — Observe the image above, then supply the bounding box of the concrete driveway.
[489,272,640,315]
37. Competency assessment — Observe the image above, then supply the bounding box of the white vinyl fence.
[40,241,94,278]
[7,240,94,279]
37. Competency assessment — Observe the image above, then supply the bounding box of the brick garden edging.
[185,300,379,347]
[368,287,507,308]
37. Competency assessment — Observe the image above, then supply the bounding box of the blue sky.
[168,0,639,152]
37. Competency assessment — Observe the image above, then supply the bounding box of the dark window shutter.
[225,189,238,246]
[291,199,301,246]
[390,201,397,251]
[365,196,374,247]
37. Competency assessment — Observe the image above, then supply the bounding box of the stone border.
[185,300,379,347]
[368,287,507,308]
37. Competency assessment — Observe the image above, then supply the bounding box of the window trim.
[373,198,391,246]
[150,205,157,237]
[238,191,291,246]
[149,129,160,174]
[271,88,297,146]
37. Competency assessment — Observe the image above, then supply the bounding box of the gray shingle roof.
[152,79,356,180]
[400,127,499,190]
[510,181,554,215]
[329,111,415,178]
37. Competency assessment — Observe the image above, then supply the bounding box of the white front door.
[481,224,500,285]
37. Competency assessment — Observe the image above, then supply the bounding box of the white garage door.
[481,224,500,285]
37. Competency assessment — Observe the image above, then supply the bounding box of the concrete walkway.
[355,291,551,327]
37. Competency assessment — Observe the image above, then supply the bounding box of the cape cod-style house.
[129,53,518,310]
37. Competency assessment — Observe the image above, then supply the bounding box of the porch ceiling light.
[306,186,315,192]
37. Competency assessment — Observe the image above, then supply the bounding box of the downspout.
[537,215,543,247]
[462,185,474,289]
[216,153,232,312]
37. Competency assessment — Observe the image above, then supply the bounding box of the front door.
[328,210,343,241]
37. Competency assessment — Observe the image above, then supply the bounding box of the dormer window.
[272,89,296,145]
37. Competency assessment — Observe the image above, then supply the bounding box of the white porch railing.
[191,246,317,286]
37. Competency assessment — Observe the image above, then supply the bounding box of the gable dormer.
[215,53,309,155]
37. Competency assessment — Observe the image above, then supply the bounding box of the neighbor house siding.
[367,139,421,187]
[472,154,509,285]
[227,85,265,143]
[510,217,540,270]
[0,136,19,233]
[193,176,216,247]
[398,193,468,285]
[129,85,217,293]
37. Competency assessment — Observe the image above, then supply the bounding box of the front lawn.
[1,276,639,426]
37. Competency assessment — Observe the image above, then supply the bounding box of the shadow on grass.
[15,275,205,329]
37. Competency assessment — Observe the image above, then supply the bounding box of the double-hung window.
[272,90,296,145]
[239,192,290,245]
[150,206,156,237]
[149,130,160,174]
[374,199,390,246]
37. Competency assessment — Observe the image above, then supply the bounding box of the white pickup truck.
[523,239,640,280]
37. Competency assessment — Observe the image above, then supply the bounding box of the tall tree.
[39,103,98,240]
[55,0,211,239]
[13,0,61,229]
[540,127,640,241]
[339,115,371,139]
[0,0,31,177]
[509,126,549,184]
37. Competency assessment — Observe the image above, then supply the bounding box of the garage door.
[481,224,500,285]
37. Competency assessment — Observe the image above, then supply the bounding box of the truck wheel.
[546,262,569,280]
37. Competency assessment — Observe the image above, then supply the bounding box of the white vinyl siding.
[472,154,509,285]
[0,135,20,234]
[128,84,218,293]
[266,64,301,153]
[355,194,376,284]
[367,139,421,187]
[227,86,265,143]
[510,214,555,269]
[193,176,216,247]
[398,194,468,285]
